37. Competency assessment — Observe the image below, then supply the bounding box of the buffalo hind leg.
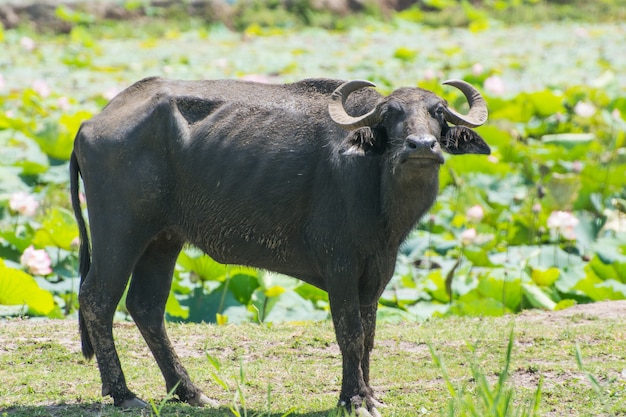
[126,232,216,407]
[79,234,146,408]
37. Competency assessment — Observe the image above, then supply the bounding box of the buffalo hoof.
[369,398,385,409]
[339,399,383,417]
[368,407,383,417]
[355,406,382,417]
[187,392,218,407]
[119,396,148,409]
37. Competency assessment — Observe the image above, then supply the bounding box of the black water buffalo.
[70,76,489,416]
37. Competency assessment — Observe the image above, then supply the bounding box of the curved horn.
[328,80,383,130]
[442,79,488,128]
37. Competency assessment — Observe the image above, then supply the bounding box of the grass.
[1,305,625,416]
[429,327,543,416]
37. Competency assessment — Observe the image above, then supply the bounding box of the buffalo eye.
[434,105,445,121]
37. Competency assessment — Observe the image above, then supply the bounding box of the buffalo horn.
[442,79,488,128]
[328,80,383,130]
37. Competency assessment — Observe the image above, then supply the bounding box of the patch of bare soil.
[517,300,626,323]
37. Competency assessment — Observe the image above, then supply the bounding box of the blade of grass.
[491,327,515,413]
[428,343,457,397]
[150,380,180,417]
[575,343,603,394]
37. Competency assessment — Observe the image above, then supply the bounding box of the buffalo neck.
[381,161,441,247]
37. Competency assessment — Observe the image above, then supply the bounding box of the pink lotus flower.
[20,36,35,51]
[472,63,484,76]
[57,96,71,111]
[466,205,484,222]
[460,228,477,245]
[574,27,589,38]
[484,75,505,96]
[214,58,229,69]
[612,109,622,121]
[532,203,542,214]
[241,74,270,84]
[103,86,121,100]
[20,245,52,276]
[9,192,39,217]
[423,69,436,80]
[32,79,51,98]
[547,211,579,240]
[554,112,565,122]
[574,101,595,118]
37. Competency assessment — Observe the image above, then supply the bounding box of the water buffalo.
[70,76,489,416]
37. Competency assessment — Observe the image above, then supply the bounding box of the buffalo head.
[328,79,490,162]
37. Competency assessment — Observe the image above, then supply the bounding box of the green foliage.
[393,46,417,62]
[31,208,78,250]
[0,9,625,323]
[0,261,56,316]
[55,5,95,25]
[231,0,387,32]
[398,0,626,28]
[167,249,328,323]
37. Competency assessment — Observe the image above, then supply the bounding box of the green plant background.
[1,0,625,324]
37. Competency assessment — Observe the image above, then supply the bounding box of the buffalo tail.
[70,150,95,360]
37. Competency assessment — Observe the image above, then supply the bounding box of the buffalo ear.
[339,144,366,156]
[441,126,491,155]
[339,127,386,157]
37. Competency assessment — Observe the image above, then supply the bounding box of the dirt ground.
[517,299,626,321]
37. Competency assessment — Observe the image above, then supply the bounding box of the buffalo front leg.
[329,291,377,416]
[360,302,383,413]
[126,233,217,407]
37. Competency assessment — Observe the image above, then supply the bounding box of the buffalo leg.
[126,233,215,407]
[357,258,394,413]
[360,302,383,414]
[79,230,148,407]
[360,303,377,390]
[328,290,370,412]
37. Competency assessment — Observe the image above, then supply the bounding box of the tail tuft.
[79,311,95,360]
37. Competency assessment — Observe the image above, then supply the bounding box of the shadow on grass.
[0,403,338,417]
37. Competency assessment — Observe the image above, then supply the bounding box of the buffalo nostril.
[407,140,418,150]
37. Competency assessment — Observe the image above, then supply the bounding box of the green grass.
[1,304,625,416]
[429,327,543,417]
